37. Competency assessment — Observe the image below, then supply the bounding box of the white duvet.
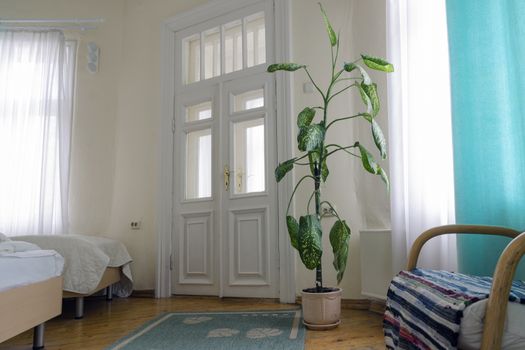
[0,241,64,292]
[15,234,133,297]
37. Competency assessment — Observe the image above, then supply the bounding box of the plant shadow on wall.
[268,3,393,329]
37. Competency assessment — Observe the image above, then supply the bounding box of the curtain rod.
[0,25,98,31]
[0,18,104,24]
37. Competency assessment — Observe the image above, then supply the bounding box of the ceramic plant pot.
[301,287,342,330]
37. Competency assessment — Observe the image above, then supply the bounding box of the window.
[182,11,266,84]
[0,31,76,235]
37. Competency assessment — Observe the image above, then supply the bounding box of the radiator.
[359,229,393,300]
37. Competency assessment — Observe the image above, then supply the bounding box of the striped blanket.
[384,268,525,350]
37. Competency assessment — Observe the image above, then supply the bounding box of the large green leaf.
[275,158,295,182]
[297,124,326,152]
[361,82,380,117]
[371,119,387,159]
[298,215,323,270]
[267,63,305,72]
[329,219,351,284]
[357,143,379,174]
[361,54,394,72]
[297,107,316,128]
[286,216,299,250]
[319,4,337,47]
[357,83,372,115]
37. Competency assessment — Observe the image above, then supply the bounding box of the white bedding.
[459,299,525,349]
[0,241,64,292]
[14,235,133,297]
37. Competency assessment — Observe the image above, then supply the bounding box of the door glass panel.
[233,89,264,112]
[224,20,243,74]
[204,27,221,79]
[186,129,212,199]
[183,35,200,84]
[186,101,212,122]
[246,12,265,68]
[233,118,265,194]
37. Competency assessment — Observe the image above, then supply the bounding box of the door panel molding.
[228,206,269,286]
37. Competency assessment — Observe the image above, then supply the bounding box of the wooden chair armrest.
[407,224,519,270]
[481,231,525,350]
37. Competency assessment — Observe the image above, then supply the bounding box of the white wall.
[1,0,390,295]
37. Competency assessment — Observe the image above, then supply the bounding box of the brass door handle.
[224,166,230,191]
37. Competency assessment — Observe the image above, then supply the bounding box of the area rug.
[106,310,305,350]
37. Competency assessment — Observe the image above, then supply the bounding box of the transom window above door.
[182,11,266,84]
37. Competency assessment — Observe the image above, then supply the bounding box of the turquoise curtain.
[446,0,525,277]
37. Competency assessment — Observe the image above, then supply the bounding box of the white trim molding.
[157,0,294,301]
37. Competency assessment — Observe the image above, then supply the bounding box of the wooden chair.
[408,224,525,350]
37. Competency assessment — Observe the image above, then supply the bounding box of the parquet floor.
[0,296,385,350]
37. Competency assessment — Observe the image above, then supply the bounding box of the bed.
[384,225,525,350]
[15,234,133,319]
[0,240,64,349]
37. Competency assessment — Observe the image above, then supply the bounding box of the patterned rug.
[106,310,305,350]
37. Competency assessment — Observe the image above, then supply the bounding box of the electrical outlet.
[130,221,142,230]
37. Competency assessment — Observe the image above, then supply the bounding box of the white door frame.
[157,0,295,302]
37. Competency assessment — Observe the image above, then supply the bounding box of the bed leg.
[75,296,84,319]
[106,285,113,301]
[33,323,45,350]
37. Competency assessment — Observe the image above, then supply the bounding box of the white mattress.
[0,242,64,292]
[459,299,525,349]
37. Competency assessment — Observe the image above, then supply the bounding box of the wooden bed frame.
[408,224,525,350]
[62,266,121,319]
[0,276,62,349]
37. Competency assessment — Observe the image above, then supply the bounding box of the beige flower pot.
[301,287,342,330]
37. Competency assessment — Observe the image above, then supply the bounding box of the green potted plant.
[267,4,393,330]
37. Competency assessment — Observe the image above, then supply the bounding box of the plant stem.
[314,163,323,291]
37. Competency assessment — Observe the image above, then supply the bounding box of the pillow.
[0,232,10,242]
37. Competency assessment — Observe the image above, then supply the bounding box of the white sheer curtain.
[387,0,457,274]
[0,31,75,236]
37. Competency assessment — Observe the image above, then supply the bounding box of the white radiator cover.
[359,229,393,300]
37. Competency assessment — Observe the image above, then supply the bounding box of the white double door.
[172,72,279,298]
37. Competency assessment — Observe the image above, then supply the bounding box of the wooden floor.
[0,296,385,350]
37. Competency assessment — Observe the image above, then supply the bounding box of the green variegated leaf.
[298,107,316,128]
[321,157,329,182]
[297,124,326,152]
[319,4,337,47]
[356,64,372,85]
[329,219,351,284]
[361,83,380,117]
[308,148,328,182]
[298,215,323,270]
[361,54,394,72]
[361,113,373,123]
[335,244,348,283]
[371,119,387,159]
[357,143,379,174]
[267,63,305,72]
[308,151,320,177]
[378,167,390,191]
[343,62,357,73]
[357,83,372,115]
[286,216,299,250]
[275,158,295,182]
